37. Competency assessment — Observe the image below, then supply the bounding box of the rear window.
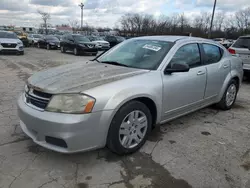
[203,44,222,64]
[232,37,250,48]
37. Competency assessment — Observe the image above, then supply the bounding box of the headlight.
[17,41,23,45]
[46,94,95,114]
[50,42,55,45]
[79,44,86,47]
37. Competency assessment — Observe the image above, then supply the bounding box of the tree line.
[119,7,250,39]
[37,6,250,39]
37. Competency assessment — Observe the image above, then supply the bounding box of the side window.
[202,44,222,64]
[169,43,201,68]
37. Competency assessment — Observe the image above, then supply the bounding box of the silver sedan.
[18,36,243,155]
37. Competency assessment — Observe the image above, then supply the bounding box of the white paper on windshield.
[143,44,161,51]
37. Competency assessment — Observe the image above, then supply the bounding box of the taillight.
[228,48,236,54]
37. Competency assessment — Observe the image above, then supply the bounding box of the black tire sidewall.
[107,101,152,155]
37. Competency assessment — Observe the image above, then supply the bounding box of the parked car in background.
[60,34,98,55]
[13,31,29,47]
[0,31,24,55]
[54,35,62,41]
[228,35,250,78]
[87,36,110,50]
[18,36,243,155]
[104,36,125,48]
[28,34,43,46]
[213,38,232,49]
[37,35,60,50]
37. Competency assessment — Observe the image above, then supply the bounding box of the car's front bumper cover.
[0,44,24,53]
[17,94,114,153]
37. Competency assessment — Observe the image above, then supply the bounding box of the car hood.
[78,41,95,45]
[47,40,59,43]
[93,40,109,44]
[0,38,20,43]
[28,62,149,94]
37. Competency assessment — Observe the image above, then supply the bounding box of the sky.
[0,0,249,28]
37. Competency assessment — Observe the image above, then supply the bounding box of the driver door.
[161,43,207,121]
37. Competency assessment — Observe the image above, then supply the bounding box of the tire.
[92,52,98,56]
[107,101,152,155]
[61,46,65,53]
[46,44,50,50]
[74,48,78,56]
[19,51,24,55]
[216,79,238,110]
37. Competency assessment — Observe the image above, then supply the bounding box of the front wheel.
[216,79,238,110]
[107,101,152,155]
[61,46,65,53]
[74,47,78,56]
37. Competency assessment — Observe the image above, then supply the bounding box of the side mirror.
[165,62,190,74]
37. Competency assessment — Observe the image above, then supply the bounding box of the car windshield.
[0,32,17,39]
[73,35,90,42]
[93,37,104,41]
[33,35,42,38]
[46,36,59,40]
[98,39,173,70]
[232,37,250,48]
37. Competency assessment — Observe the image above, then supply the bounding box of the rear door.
[230,37,250,70]
[201,43,230,100]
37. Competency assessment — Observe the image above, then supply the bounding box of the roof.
[131,35,215,43]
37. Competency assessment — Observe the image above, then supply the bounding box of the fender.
[217,70,241,101]
[104,87,162,124]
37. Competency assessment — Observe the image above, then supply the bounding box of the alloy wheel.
[119,110,148,149]
[226,83,237,107]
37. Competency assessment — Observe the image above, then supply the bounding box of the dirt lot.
[0,47,250,188]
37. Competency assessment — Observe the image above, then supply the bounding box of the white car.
[88,36,110,50]
[27,34,43,45]
[0,31,24,55]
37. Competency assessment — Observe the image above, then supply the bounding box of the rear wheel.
[107,101,152,155]
[216,79,238,110]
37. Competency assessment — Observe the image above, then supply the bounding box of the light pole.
[79,2,84,32]
[208,0,217,39]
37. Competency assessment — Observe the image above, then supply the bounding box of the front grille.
[25,88,52,110]
[1,43,17,48]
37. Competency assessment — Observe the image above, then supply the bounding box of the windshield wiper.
[100,61,128,67]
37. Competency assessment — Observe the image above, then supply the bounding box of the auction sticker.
[143,44,161,51]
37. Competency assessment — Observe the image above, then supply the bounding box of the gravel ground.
[0,48,250,188]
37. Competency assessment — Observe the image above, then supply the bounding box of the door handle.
[223,64,229,68]
[197,71,205,75]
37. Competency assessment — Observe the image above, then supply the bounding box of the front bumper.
[50,44,60,49]
[17,94,114,153]
[0,44,24,53]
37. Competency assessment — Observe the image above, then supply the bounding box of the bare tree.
[214,12,225,31]
[235,7,250,34]
[68,19,79,33]
[37,10,51,35]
